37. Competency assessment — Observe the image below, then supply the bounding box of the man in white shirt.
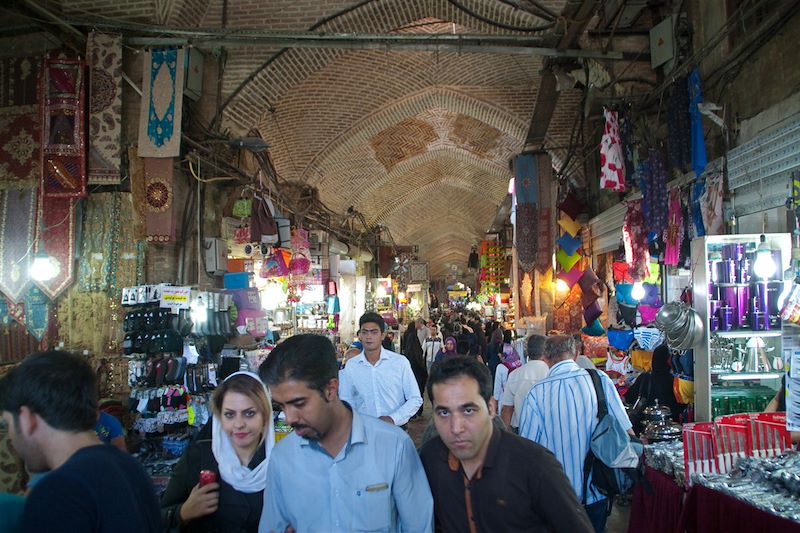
[500,335,548,431]
[422,324,443,372]
[339,312,423,427]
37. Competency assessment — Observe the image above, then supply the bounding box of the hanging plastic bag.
[260,249,289,278]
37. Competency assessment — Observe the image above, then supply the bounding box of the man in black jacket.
[419,356,593,532]
[0,351,160,532]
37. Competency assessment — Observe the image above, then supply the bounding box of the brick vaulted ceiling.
[56,0,600,280]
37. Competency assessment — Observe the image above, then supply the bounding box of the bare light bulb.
[753,235,777,279]
[555,278,569,292]
[30,252,59,281]
[631,281,646,301]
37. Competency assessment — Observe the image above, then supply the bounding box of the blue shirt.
[95,411,123,443]
[518,360,632,505]
[259,405,433,532]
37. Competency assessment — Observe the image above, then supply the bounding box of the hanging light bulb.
[631,281,646,301]
[30,251,58,281]
[555,278,569,292]
[753,235,777,279]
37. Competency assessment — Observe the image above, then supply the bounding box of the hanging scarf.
[501,343,522,372]
[688,69,708,177]
[211,371,275,494]
[599,107,626,192]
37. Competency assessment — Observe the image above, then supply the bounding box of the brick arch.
[362,150,508,224]
[219,0,551,131]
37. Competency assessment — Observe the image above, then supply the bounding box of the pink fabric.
[600,108,626,192]
[623,198,651,280]
[639,305,660,325]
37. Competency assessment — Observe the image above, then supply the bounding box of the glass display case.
[691,233,791,421]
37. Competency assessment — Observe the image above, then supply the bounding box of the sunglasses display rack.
[121,285,231,487]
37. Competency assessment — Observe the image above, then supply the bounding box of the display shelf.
[691,233,791,421]
[713,330,783,338]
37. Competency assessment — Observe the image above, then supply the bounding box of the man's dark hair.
[259,334,339,396]
[456,339,470,356]
[0,351,98,431]
[427,356,492,405]
[359,311,386,333]
[526,335,547,360]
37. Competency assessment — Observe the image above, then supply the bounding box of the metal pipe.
[113,29,635,59]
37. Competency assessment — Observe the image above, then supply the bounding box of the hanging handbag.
[288,252,311,276]
[260,249,289,278]
[250,195,279,244]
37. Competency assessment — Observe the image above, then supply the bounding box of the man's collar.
[299,401,365,448]
[357,347,391,364]
[549,359,578,375]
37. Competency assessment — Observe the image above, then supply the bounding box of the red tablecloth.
[678,484,800,533]
[628,466,684,533]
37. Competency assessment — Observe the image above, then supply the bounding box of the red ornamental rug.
[41,56,87,199]
[0,189,37,302]
[143,157,175,243]
[0,56,41,191]
[34,197,76,300]
[87,32,123,185]
[516,203,538,274]
[536,207,553,274]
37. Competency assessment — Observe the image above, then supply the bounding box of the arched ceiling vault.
[50,0,637,282]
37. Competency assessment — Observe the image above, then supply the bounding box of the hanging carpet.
[137,48,185,158]
[34,197,76,300]
[87,32,123,185]
[0,56,41,191]
[0,189,37,302]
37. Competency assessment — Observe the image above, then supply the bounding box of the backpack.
[582,369,644,503]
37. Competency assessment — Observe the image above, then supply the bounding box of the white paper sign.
[160,286,192,309]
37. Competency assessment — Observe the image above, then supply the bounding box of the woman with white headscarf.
[162,371,275,532]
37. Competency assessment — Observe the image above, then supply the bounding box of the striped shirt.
[518,359,632,505]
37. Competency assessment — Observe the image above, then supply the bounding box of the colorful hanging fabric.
[536,207,552,275]
[128,146,148,240]
[513,154,538,273]
[0,56,42,191]
[663,188,683,266]
[666,76,691,174]
[41,56,87,199]
[143,157,176,243]
[700,170,725,235]
[23,286,49,341]
[0,189,37,302]
[690,179,706,238]
[34,197,76,300]
[618,104,636,184]
[637,151,669,236]
[87,32,123,185]
[114,193,146,297]
[599,107,626,192]
[554,284,584,334]
[76,192,139,294]
[622,198,650,280]
[138,47,186,158]
[688,69,708,177]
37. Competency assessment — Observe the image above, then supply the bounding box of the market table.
[677,484,800,533]
[627,466,684,533]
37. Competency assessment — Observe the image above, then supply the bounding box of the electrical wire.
[445,0,555,32]
[496,0,557,21]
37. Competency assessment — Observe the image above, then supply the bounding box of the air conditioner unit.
[204,238,228,275]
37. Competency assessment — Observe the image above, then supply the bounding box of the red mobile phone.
[199,470,217,487]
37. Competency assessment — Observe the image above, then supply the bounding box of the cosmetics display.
[691,234,791,422]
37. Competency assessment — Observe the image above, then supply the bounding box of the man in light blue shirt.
[258,334,433,533]
[519,335,633,533]
[339,312,423,427]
